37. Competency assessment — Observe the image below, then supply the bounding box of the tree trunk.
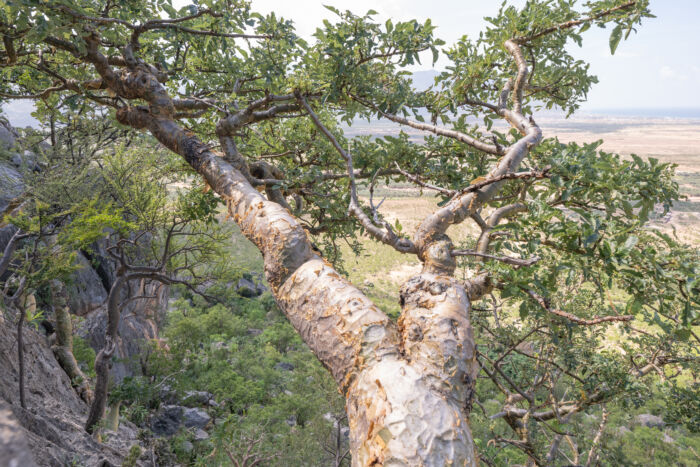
[17,301,26,410]
[51,281,93,404]
[85,274,124,433]
[346,273,479,466]
[117,113,480,465]
[105,61,482,462]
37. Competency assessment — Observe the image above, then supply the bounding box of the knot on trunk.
[419,234,456,276]
[398,273,477,404]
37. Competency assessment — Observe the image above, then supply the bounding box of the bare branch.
[584,407,608,467]
[452,249,540,267]
[524,288,634,325]
[0,229,30,278]
[393,162,456,196]
[350,94,504,156]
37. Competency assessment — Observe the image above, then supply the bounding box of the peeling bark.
[65,34,533,463]
[332,273,478,466]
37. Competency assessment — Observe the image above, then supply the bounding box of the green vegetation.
[113,288,349,465]
[0,0,698,464]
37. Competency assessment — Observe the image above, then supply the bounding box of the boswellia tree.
[1,0,698,464]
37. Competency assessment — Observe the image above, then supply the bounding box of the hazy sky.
[248,0,700,110]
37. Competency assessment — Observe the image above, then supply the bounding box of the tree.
[1,0,697,464]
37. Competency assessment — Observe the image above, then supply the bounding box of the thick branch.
[476,203,528,256]
[504,40,528,114]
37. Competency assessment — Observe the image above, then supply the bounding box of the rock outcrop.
[77,277,169,383]
[0,401,37,467]
[0,309,143,466]
[0,119,166,465]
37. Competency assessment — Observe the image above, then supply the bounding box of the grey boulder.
[183,408,211,429]
[634,414,665,429]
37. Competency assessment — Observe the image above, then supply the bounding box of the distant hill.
[411,70,440,91]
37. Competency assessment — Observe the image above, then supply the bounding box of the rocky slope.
[0,308,143,466]
[0,119,165,465]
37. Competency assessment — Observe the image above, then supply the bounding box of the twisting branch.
[523,288,634,325]
[297,93,416,254]
[504,40,529,114]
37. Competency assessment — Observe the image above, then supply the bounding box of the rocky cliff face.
[77,277,169,383]
[0,119,167,465]
[0,309,143,466]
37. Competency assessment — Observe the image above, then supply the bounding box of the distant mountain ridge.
[411,70,440,91]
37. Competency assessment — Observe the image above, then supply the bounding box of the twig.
[584,407,608,467]
[394,162,456,196]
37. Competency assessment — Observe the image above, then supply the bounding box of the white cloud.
[659,65,676,79]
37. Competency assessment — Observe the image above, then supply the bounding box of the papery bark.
[120,111,480,465]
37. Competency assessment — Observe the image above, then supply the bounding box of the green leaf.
[609,25,623,55]
[519,301,529,319]
[625,296,643,314]
[323,5,341,16]
[619,235,638,255]
[674,328,691,342]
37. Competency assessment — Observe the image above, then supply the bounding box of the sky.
[4,0,699,126]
